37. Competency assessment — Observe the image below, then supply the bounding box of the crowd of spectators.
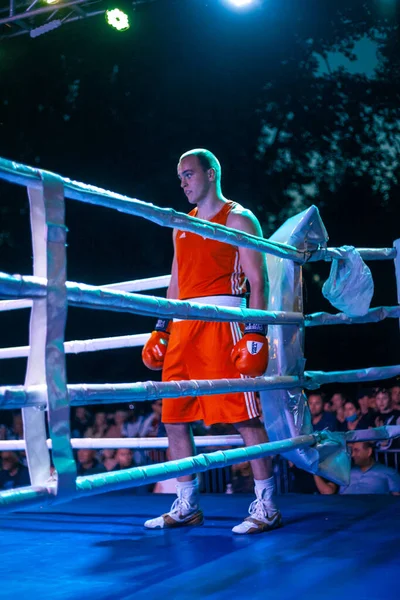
[290,384,400,495]
[0,384,399,495]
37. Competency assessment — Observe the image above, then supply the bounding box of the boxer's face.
[177,155,214,205]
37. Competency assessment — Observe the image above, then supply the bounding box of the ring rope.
[0,272,303,325]
[1,364,400,411]
[0,274,172,313]
[1,306,400,360]
[0,426,399,451]
[0,157,304,263]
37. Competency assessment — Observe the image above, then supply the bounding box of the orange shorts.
[161,319,260,426]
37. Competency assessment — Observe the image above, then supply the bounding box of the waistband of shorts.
[173,295,246,322]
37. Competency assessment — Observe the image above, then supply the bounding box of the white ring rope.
[0,426,398,452]
[0,274,172,313]
[0,158,397,263]
[0,157,304,263]
[1,306,400,360]
[0,435,244,451]
[0,272,303,325]
[1,365,400,411]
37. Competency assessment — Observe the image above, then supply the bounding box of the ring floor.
[0,490,398,600]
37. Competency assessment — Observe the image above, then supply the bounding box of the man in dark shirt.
[0,451,30,490]
[308,393,338,432]
[77,449,107,476]
[374,389,400,427]
[290,393,337,493]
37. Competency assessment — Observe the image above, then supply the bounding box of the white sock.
[254,476,275,502]
[176,477,199,496]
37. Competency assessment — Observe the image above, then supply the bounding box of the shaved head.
[179,148,221,187]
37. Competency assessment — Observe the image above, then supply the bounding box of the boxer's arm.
[226,209,268,310]
[228,209,269,377]
[167,229,180,300]
[313,475,338,495]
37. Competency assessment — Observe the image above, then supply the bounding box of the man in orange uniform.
[142,149,281,534]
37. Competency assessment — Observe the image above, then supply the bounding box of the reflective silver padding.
[0,156,303,263]
[1,363,400,408]
[394,239,400,332]
[345,426,400,443]
[0,272,303,325]
[306,305,400,327]
[310,247,397,261]
[261,205,347,481]
[24,173,76,498]
[306,365,400,386]
[22,184,52,486]
[0,376,302,409]
[0,486,53,511]
[75,434,320,497]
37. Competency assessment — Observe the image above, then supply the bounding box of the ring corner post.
[24,171,77,499]
[394,239,400,333]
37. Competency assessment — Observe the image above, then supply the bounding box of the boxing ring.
[0,157,399,599]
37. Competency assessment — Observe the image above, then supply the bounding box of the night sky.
[0,0,399,396]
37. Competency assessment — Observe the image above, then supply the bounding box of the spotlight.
[225,0,257,8]
[105,7,130,31]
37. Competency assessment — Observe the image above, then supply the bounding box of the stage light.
[225,0,256,8]
[105,7,130,31]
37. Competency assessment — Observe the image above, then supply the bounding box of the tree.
[256,0,400,240]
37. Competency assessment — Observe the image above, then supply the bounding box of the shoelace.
[170,495,193,517]
[248,498,269,520]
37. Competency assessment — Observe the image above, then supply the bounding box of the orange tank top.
[176,200,247,300]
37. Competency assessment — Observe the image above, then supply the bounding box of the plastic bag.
[322,245,374,316]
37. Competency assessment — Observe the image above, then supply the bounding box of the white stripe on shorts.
[230,321,258,420]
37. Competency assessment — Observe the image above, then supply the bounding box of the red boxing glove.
[142,319,171,371]
[231,324,269,377]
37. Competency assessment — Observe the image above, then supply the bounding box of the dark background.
[0,0,399,396]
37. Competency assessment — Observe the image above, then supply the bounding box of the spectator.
[390,384,400,411]
[114,448,135,470]
[338,400,372,432]
[330,392,346,426]
[0,423,9,440]
[121,406,146,438]
[308,393,337,432]
[84,411,109,438]
[7,412,24,440]
[140,401,163,438]
[230,461,254,494]
[342,442,400,495]
[71,407,93,438]
[367,391,378,411]
[153,448,179,493]
[357,389,377,420]
[105,410,128,438]
[77,449,107,476]
[0,452,30,490]
[330,392,346,412]
[374,388,400,427]
[100,449,118,471]
[316,442,400,495]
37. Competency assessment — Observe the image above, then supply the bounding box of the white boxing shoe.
[232,488,282,535]
[144,486,204,529]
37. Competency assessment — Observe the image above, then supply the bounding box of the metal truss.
[0,0,106,39]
